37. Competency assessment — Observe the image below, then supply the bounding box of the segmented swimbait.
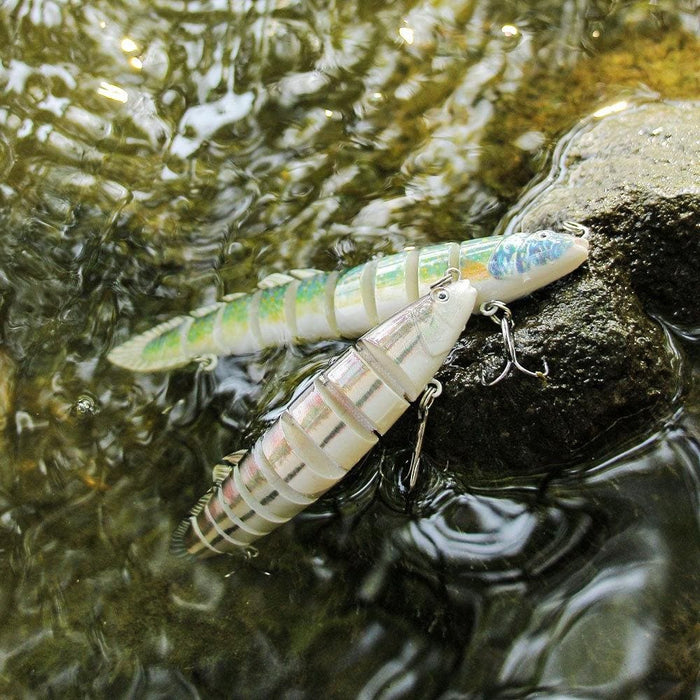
[109,230,588,372]
[171,277,477,558]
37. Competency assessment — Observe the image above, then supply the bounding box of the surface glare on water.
[0,0,699,697]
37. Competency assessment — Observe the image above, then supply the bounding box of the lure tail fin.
[170,451,245,558]
[170,518,195,558]
[169,485,218,558]
[108,315,193,372]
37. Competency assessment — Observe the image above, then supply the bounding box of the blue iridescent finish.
[487,231,574,278]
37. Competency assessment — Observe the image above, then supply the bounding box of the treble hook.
[480,300,549,386]
[406,379,442,491]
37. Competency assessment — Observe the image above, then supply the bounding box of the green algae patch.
[481,30,700,199]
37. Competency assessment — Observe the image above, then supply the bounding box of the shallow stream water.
[1,0,699,697]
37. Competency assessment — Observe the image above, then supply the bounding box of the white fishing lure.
[171,276,477,558]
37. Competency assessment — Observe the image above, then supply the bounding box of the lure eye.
[537,231,549,239]
[432,288,450,303]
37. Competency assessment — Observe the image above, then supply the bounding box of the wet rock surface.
[420,101,698,476]
[514,100,700,330]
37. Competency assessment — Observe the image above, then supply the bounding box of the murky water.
[1,0,698,697]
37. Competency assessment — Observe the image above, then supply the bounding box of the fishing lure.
[108,230,588,372]
[171,274,477,558]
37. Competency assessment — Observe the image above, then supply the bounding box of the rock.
[510,100,700,331]
[422,100,698,477]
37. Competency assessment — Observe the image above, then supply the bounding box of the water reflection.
[96,81,128,103]
[500,530,664,695]
[403,488,595,582]
[349,414,698,696]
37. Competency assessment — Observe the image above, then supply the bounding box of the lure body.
[171,279,478,558]
[108,231,588,372]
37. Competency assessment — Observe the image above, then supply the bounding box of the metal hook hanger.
[429,267,461,291]
[561,220,591,239]
[406,379,442,491]
[480,300,549,386]
[194,354,218,371]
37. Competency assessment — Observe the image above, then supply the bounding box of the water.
[1,0,699,697]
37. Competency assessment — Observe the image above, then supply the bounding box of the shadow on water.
[0,0,698,697]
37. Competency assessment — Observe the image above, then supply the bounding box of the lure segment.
[171,279,478,558]
[109,230,588,372]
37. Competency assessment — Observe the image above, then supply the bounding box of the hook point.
[481,301,551,386]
